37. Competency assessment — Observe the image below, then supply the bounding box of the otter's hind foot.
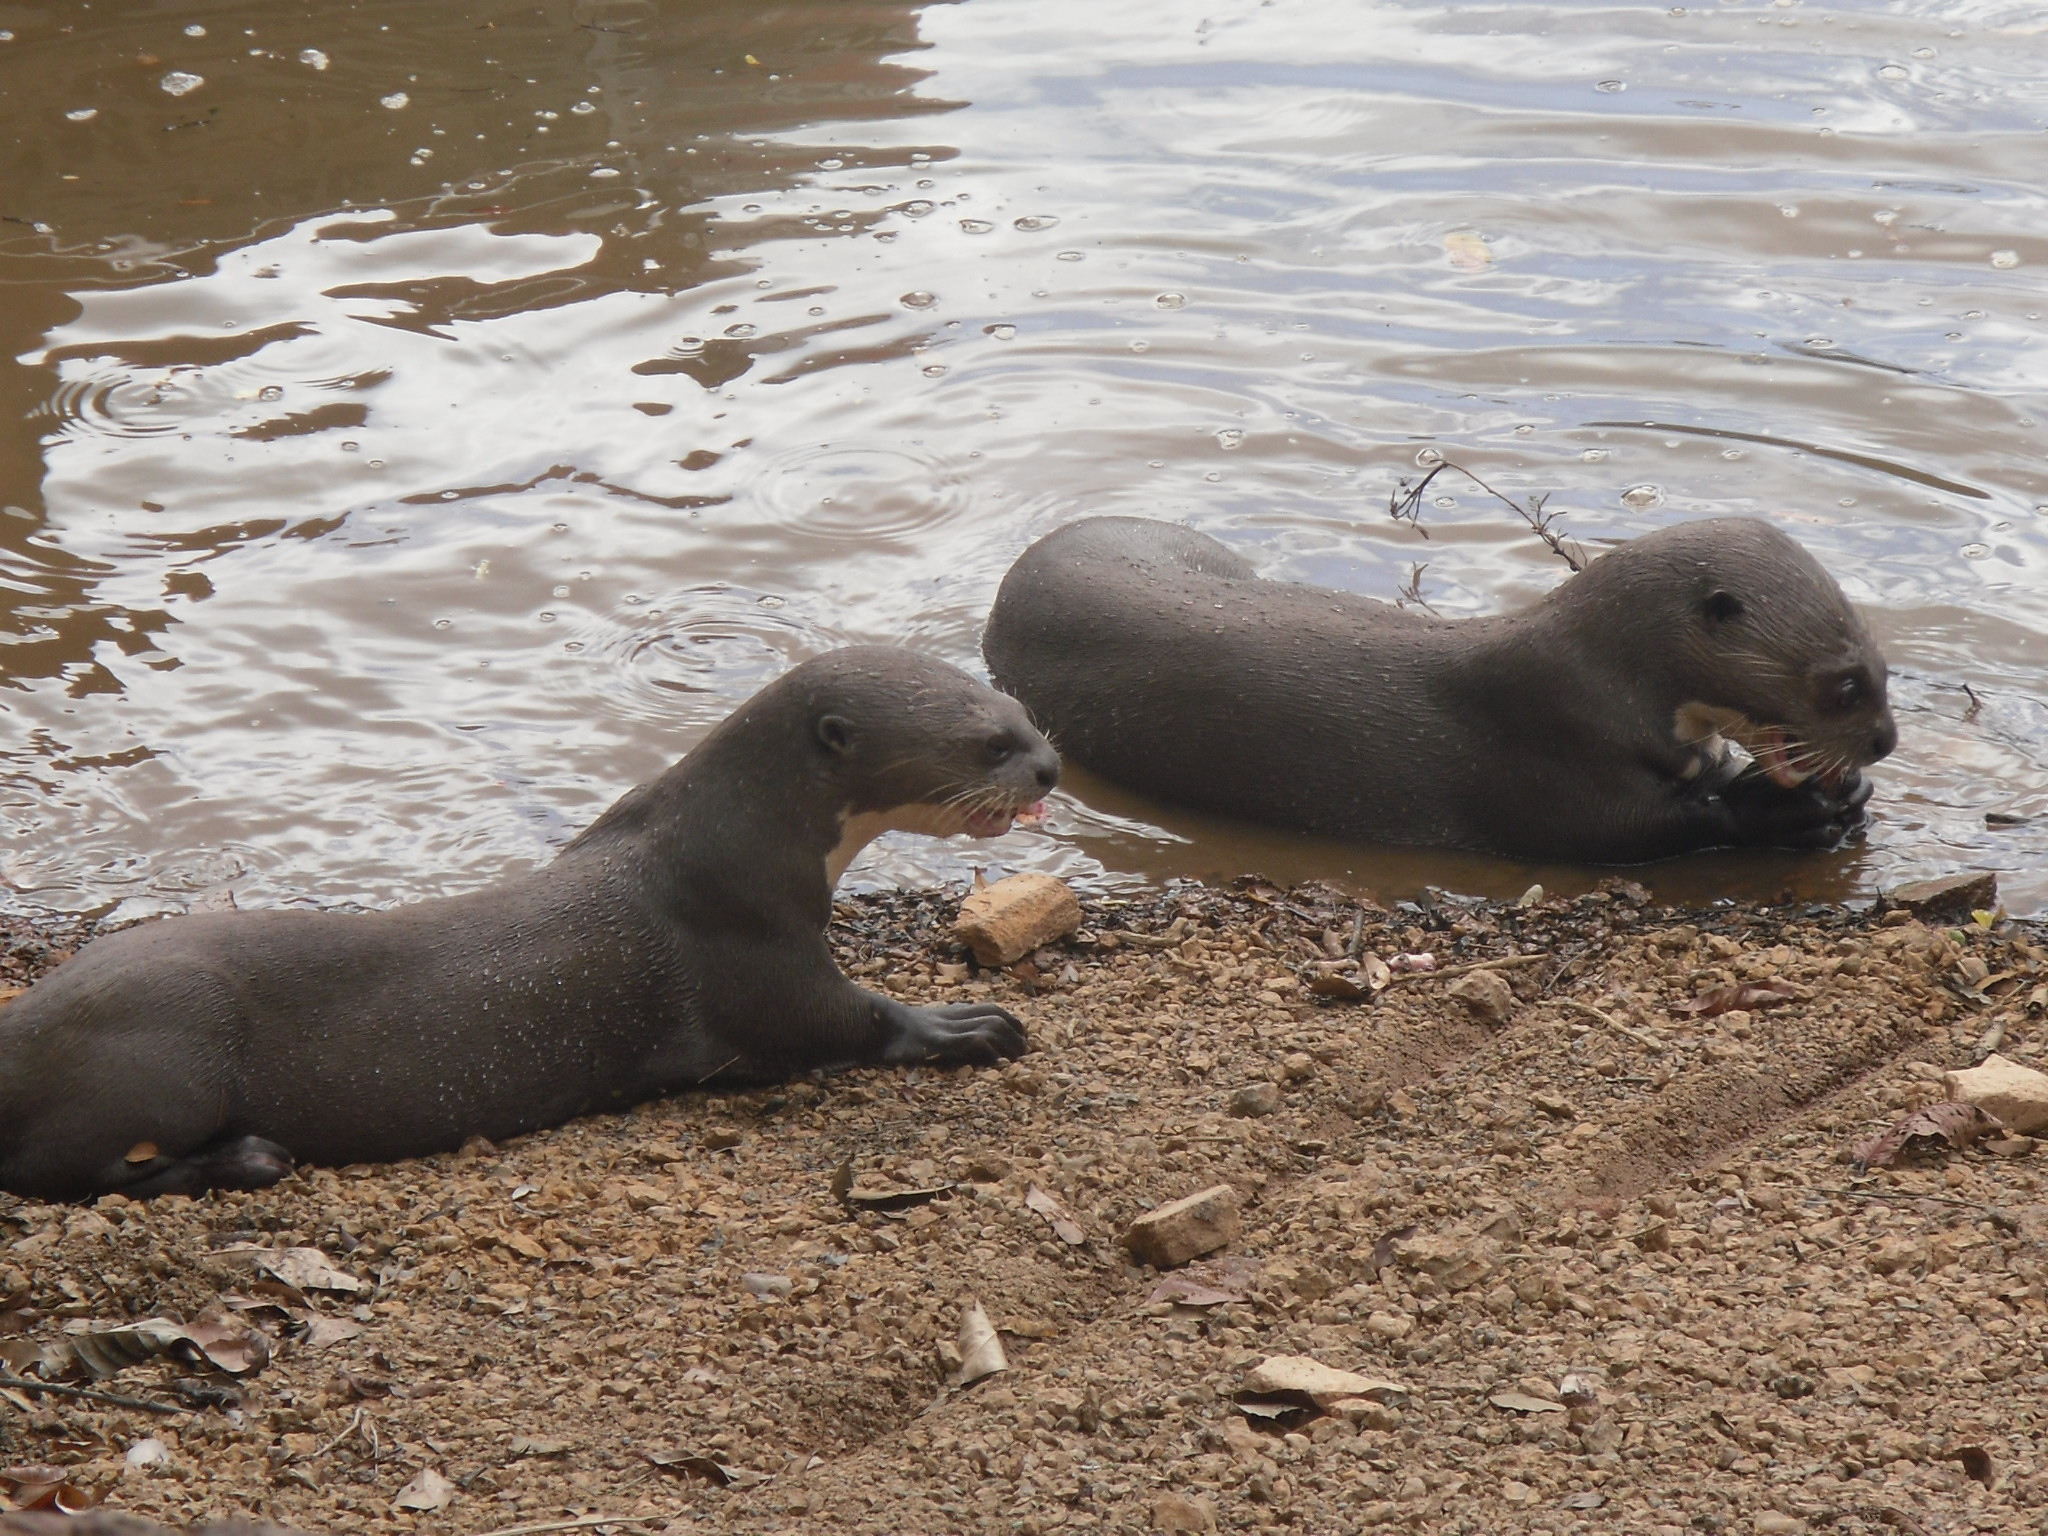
[121,1135,294,1198]
[878,1000,1028,1067]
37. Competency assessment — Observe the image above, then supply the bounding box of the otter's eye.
[1825,674,1865,713]
[985,733,1016,762]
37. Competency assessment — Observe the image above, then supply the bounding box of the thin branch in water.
[1388,458,1587,572]
[1393,562,1436,612]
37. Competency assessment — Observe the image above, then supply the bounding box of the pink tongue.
[967,800,1047,837]
[1756,730,1806,789]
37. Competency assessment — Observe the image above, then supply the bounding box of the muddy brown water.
[2,0,2045,921]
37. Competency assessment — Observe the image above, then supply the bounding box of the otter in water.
[984,516,1893,862]
[0,648,1058,1200]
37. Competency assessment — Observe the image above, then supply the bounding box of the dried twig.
[1385,953,1551,987]
[1552,998,1667,1052]
[467,1515,678,1536]
[1389,459,1586,572]
[0,1372,181,1415]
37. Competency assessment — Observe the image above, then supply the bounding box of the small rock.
[1884,871,1997,924]
[1754,1515,1806,1535]
[1122,1185,1242,1268]
[1330,1398,1402,1431]
[1280,1051,1315,1082]
[1944,1053,2048,1134]
[954,873,1082,966]
[1151,1491,1218,1534]
[740,1272,793,1299]
[1365,1310,1414,1341]
[700,1126,744,1151]
[1230,1082,1282,1118]
[1447,969,1514,1024]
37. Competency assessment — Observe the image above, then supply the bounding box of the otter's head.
[775,647,1060,883]
[1618,518,1895,791]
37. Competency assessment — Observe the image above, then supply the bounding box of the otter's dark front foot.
[119,1135,294,1198]
[1718,768,1872,849]
[877,998,1028,1067]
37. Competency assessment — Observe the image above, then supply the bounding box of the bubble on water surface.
[299,49,329,70]
[591,166,621,179]
[184,24,206,36]
[1215,429,1243,450]
[1621,484,1663,509]
[65,108,97,121]
[1991,250,2020,269]
[159,72,204,96]
[899,290,936,309]
[1960,544,1990,560]
[1155,293,1187,310]
[1581,449,1609,462]
[1877,64,1908,81]
[380,92,409,110]
[1013,215,1059,232]
[1056,250,1084,262]
[959,219,993,235]
[1415,447,1443,468]
[1595,79,1625,93]
[986,324,1015,340]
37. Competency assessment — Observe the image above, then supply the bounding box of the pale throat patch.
[826,802,982,888]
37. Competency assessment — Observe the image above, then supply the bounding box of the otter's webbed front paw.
[877,999,1028,1067]
[1716,768,1872,849]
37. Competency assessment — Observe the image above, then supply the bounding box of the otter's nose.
[1869,717,1897,763]
[1031,747,1060,793]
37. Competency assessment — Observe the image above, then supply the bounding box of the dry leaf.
[123,1141,159,1164]
[1242,1355,1408,1407]
[1024,1184,1086,1245]
[180,1314,270,1375]
[1853,1100,2007,1168]
[1490,1390,1568,1414]
[301,1316,364,1351]
[212,1245,365,1294]
[645,1449,735,1484]
[1677,979,1798,1016]
[953,1299,1008,1386]
[1145,1274,1245,1307]
[844,1182,953,1213]
[0,1464,101,1513]
[69,1318,190,1380]
[391,1466,456,1512]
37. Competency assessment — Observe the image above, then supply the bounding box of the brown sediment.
[0,883,2043,1533]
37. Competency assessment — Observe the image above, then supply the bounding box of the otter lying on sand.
[984,516,1893,863]
[0,648,1058,1200]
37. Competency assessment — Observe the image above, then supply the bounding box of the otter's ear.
[1702,589,1745,624]
[817,714,856,755]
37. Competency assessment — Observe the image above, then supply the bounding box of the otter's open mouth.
[963,800,1047,838]
[1674,705,1854,794]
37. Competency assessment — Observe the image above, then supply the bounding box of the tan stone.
[953,873,1083,966]
[1447,968,1514,1024]
[1944,1052,2048,1134]
[1121,1183,1240,1268]
[1151,1491,1219,1533]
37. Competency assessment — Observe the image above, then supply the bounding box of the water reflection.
[1,0,2045,918]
